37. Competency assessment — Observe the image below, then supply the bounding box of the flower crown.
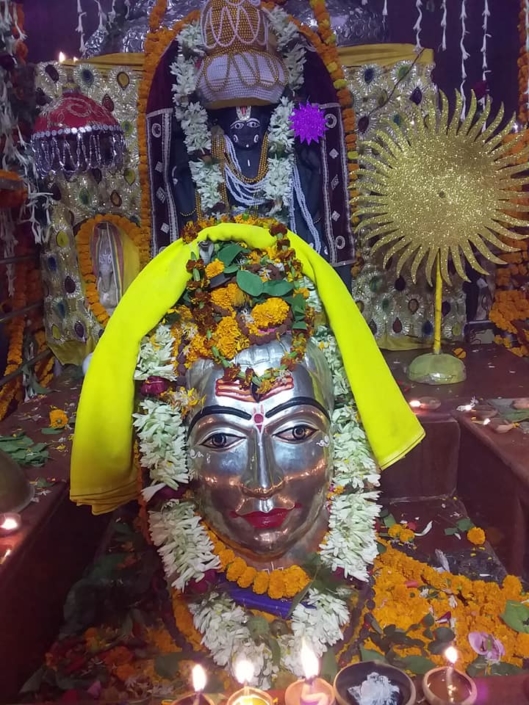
[170,220,316,396]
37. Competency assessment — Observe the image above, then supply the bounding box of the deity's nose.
[242,434,284,498]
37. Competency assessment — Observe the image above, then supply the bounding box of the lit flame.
[73,56,79,63]
[409,400,421,409]
[234,659,254,685]
[445,646,458,665]
[0,516,19,531]
[483,418,491,426]
[192,664,207,693]
[301,641,319,681]
[58,52,66,63]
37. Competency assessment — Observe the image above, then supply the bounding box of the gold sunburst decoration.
[356,90,529,286]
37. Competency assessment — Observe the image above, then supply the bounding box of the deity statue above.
[143,0,356,280]
[71,220,423,685]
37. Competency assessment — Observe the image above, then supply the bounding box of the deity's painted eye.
[202,432,242,449]
[247,119,260,129]
[276,425,317,442]
[232,122,244,131]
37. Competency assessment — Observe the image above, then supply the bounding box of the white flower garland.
[133,279,381,686]
[169,10,306,217]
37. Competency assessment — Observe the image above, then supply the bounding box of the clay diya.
[422,667,477,705]
[334,662,416,705]
[0,512,21,536]
[285,643,334,705]
[227,660,274,705]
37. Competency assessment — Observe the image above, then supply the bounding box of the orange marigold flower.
[211,282,246,310]
[268,570,286,600]
[253,572,270,595]
[205,259,225,278]
[49,408,68,429]
[283,565,311,598]
[399,528,415,543]
[467,527,486,546]
[212,315,249,360]
[226,557,247,582]
[251,297,290,329]
[502,574,523,599]
[387,524,402,539]
[186,332,211,365]
[219,548,236,569]
[238,566,258,589]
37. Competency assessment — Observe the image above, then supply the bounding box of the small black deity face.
[213,105,271,150]
[230,115,262,150]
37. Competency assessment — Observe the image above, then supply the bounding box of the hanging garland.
[306,0,358,221]
[138,6,201,252]
[76,214,148,328]
[518,0,529,124]
[0,257,27,420]
[490,3,529,358]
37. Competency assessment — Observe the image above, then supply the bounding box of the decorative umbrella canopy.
[31,86,125,177]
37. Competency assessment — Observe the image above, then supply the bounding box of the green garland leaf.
[218,243,244,266]
[501,600,529,633]
[236,269,264,297]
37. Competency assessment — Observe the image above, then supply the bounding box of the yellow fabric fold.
[71,223,424,514]
[338,43,434,68]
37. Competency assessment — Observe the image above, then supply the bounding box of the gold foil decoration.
[356,91,529,285]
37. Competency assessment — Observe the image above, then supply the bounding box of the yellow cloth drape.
[338,43,434,68]
[71,223,424,514]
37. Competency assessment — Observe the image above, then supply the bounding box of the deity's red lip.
[234,509,292,529]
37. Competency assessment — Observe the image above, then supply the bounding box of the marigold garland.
[207,530,311,600]
[518,0,529,125]
[0,257,27,421]
[355,543,529,674]
[76,214,148,328]
[138,9,201,253]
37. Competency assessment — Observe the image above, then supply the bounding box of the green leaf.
[267,637,282,667]
[444,527,460,536]
[30,380,52,396]
[223,263,240,275]
[236,269,264,297]
[291,293,307,314]
[292,321,308,330]
[359,647,387,663]
[383,514,396,528]
[247,615,270,639]
[466,657,487,678]
[154,653,186,679]
[287,582,311,618]
[428,640,450,655]
[376,541,387,555]
[218,243,244,266]
[490,662,524,676]
[434,626,455,642]
[502,409,529,423]
[366,614,384,635]
[321,648,339,682]
[501,600,529,633]
[398,655,436,675]
[41,427,63,435]
[263,279,294,296]
[456,517,474,532]
[422,613,435,627]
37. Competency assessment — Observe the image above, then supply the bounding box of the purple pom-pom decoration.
[290,102,327,145]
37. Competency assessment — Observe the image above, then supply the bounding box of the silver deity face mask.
[186,339,334,557]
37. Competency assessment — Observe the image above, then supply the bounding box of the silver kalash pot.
[0,449,34,513]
